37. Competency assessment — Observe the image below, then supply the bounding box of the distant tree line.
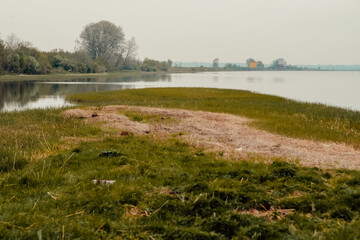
[0,21,173,75]
[218,58,304,71]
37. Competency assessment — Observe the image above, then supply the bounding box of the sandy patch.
[63,105,360,170]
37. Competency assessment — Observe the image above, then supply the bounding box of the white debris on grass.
[92,179,116,185]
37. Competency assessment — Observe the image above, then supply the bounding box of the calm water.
[1,71,360,112]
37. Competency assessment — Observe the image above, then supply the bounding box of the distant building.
[249,61,257,69]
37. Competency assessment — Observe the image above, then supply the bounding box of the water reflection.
[2,96,74,112]
[0,74,172,112]
[246,76,262,82]
[1,71,360,112]
[247,76,255,82]
[272,77,284,83]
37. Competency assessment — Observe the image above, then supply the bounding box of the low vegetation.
[68,88,360,148]
[1,129,360,239]
[1,88,360,238]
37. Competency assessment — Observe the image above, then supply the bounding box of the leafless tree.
[5,33,21,50]
[117,37,138,70]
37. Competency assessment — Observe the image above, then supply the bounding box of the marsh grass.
[1,88,360,238]
[68,88,360,148]
[0,134,359,239]
[0,108,102,170]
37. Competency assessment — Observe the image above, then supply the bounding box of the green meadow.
[0,88,360,239]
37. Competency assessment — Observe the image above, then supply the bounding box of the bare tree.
[0,35,4,73]
[6,33,21,50]
[79,21,125,60]
[117,37,138,70]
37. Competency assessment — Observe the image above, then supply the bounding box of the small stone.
[93,179,116,185]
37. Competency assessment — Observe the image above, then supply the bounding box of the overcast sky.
[1,0,359,65]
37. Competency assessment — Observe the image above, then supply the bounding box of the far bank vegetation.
[0,21,173,75]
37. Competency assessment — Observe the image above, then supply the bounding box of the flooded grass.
[68,87,360,148]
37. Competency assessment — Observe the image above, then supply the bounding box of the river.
[1,71,359,112]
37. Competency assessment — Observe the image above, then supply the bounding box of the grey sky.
[1,0,359,65]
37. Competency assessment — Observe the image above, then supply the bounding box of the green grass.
[1,88,360,238]
[0,108,103,169]
[1,133,360,239]
[68,87,360,148]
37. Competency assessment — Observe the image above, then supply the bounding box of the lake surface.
[1,71,360,112]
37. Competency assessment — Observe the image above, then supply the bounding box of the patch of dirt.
[146,187,177,198]
[63,105,360,170]
[237,208,295,220]
[288,191,307,198]
[124,205,149,218]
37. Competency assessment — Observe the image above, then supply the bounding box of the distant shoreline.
[1,67,359,82]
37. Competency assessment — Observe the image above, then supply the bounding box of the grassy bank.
[1,88,360,238]
[68,88,360,148]
[0,71,156,82]
[0,68,210,82]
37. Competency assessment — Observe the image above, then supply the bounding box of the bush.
[6,53,21,73]
[51,55,76,72]
[23,56,40,74]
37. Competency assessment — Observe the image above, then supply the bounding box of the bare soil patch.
[63,105,360,170]
[236,208,295,220]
